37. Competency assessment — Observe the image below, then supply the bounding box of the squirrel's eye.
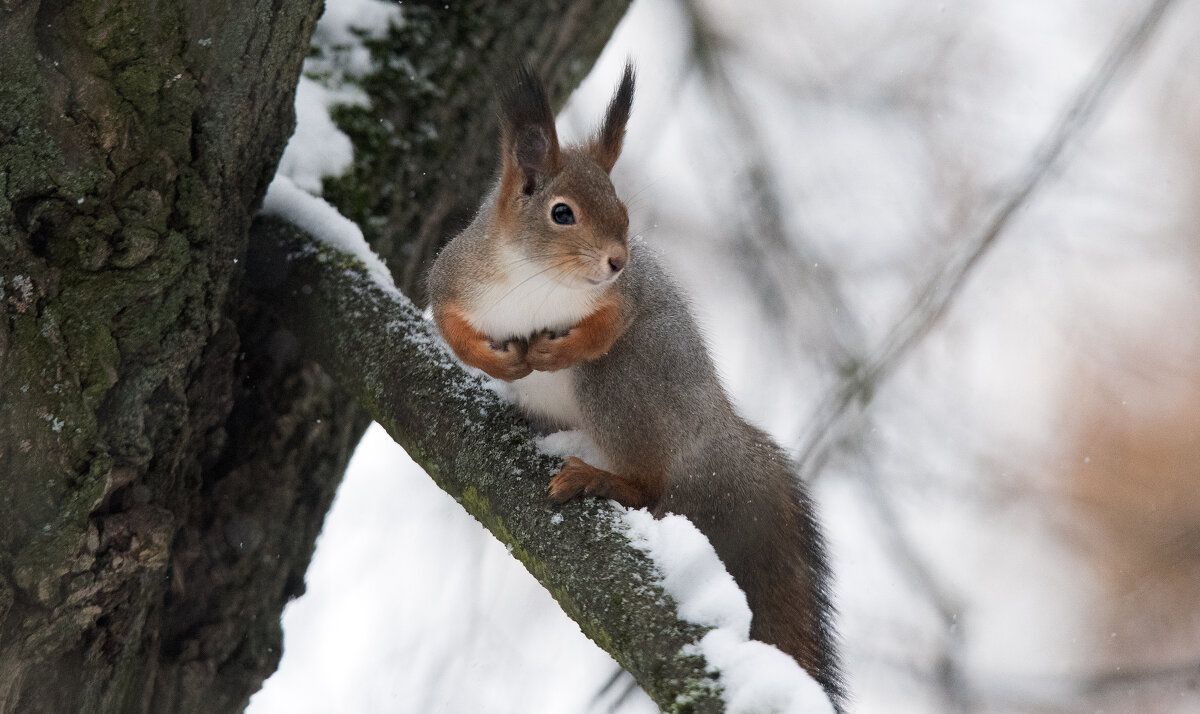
[551,203,576,225]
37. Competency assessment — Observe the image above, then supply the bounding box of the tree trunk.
[0,1,629,712]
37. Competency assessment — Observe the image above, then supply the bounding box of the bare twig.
[681,5,974,708]
[849,450,973,712]
[794,0,1181,479]
[680,0,869,369]
[973,657,1200,710]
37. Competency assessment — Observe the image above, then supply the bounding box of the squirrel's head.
[494,62,634,288]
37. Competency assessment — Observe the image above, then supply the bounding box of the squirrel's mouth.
[557,272,613,289]
[579,251,628,286]
[583,271,622,287]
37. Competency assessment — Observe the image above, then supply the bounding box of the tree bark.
[0,1,630,712]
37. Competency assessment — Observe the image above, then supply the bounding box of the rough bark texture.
[248,217,728,713]
[0,0,631,712]
[0,1,325,711]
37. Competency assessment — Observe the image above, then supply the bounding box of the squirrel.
[427,63,845,710]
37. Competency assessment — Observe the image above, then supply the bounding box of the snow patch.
[696,629,836,714]
[534,429,609,470]
[261,176,398,297]
[276,0,401,192]
[277,79,357,193]
[312,0,403,72]
[622,509,835,713]
[622,509,751,634]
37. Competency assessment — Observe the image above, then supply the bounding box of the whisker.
[622,179,658,205]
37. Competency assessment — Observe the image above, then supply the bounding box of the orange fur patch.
[434,302,531,382]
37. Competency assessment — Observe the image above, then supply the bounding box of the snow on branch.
[247,185,835,714]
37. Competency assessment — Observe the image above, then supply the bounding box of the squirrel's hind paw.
[549,457,658,509]
[548,457,604,503]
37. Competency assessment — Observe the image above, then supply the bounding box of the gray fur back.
[574,243,845,707]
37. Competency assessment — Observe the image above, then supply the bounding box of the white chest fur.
[467,245,604,341]
[503,368,584,430]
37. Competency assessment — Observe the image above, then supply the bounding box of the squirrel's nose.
[607,254,626,274]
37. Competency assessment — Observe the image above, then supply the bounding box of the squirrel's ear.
[590,61,635,174]
[497,64,562,198]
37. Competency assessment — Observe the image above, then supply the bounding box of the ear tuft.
[497,63,561,196]
[591,60,635,174]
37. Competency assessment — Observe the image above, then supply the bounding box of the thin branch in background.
[973,657,1200,711]
[851,451,972,712]
[588,667,643,713]
[682,4,975,708]
[690,0,1183,709]
[679,0,869,370]
[854,446,1200,713]
[1075,659,1200,697]
[794,0,1182,480]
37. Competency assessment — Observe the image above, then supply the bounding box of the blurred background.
[249,0,1200,711]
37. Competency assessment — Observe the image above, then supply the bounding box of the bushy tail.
[684,427,846,711]
[737,481,845,711]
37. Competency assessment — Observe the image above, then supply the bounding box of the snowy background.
[249,0,1200,711]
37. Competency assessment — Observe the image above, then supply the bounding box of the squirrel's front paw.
[480,338,532,381]
[527,329,581,372]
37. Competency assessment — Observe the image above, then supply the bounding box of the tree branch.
[794,0,1181,480]
[246,215,732,713]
